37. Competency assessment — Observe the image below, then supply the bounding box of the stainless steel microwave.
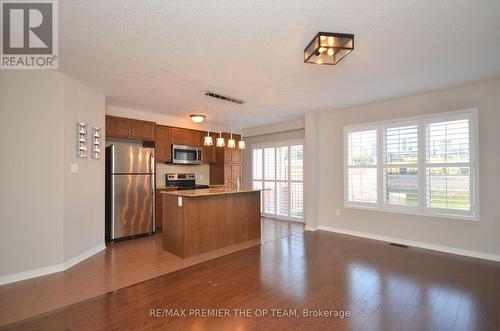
[171,145,202,165]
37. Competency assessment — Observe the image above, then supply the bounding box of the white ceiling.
[59,0,500,129]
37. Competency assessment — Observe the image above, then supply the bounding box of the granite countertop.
[160,188,265,197]
[156,186,178,190]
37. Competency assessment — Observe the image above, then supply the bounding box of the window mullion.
[288,145,291,218]
[419,121,425,211]
[377,126,383,209]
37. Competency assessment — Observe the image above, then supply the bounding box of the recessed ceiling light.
[304,32,354,65]
[190,114,206,123]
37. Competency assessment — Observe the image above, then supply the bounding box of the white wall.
[0,71,106,283]
[0,71,65,276]
[63,75,106,261]
[305,79,500,258]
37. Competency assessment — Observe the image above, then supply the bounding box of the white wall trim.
[63,243,106,270]
[0,243,106,286]
[312,225,500,262]
[304,225,319,231]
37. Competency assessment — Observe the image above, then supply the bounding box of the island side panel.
[226,191,261,244]
[163,194,186,257]
[183,195,228,258]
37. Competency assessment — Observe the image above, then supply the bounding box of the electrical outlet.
[178,197,183,207]
[335,209,341,216]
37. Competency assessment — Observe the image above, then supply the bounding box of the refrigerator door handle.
[110,174,115,239]
[149,151,155,173]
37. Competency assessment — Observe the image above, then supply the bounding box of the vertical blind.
[253,141,304,220]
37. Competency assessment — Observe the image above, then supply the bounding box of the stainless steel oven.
[171,145,202,165]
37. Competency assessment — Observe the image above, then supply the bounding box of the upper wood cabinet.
[202,132,217,165]
[171,128,201,147]
[209,134,243,185]
[155,125,172,163]
[224,147,242,164]
[105,116,130,139]
[106,115,155,141]
[130,120,155,141]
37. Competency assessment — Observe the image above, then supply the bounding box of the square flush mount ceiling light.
[304,32,354,65]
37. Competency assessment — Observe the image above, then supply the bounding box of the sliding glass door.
[252,140,304,221]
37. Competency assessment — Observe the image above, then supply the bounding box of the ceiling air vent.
[205,91,244,104]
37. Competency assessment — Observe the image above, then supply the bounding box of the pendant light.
[227,132,236,149]
[216,132,225,148]
[238,134,246,149]
[203,130,213,146]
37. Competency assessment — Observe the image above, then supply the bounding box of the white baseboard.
[64,243,106,270]
[0,243,106,286]
[304,225,319,231]
[313,225,500,263]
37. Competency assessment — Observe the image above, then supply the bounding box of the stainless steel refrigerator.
[106,144,155,241]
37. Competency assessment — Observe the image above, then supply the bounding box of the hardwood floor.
[2,225,499,331]
[0,218,300,327]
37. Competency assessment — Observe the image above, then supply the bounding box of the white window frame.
[344,125,379,208]
[344,108,479,221]
[252,139,304,222]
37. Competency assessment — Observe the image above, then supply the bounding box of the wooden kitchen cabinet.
[231,164,242,181]
[224,164,242,182]
[155,191,163,230]
[210,134,242,185]
[155,125,172,163]
[105,116,130,139]
[202,132,217,164]
[105,115,155,141]
[155,187,177,230]
[130,119,155,141]
[171,128,201,146]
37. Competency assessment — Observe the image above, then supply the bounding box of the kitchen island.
[161,188,262,258]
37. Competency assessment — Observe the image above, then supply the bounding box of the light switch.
[70,163,79,174]
[335,209,341,216]
[177,197,183,207]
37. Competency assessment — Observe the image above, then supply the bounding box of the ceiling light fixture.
[238,137,246,150]
[190,114,206,123]
[204,130,213,146]
[227,133,236,149]
[304,32,354,65]
[216,133,225,148]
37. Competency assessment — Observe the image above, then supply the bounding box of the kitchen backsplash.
[156,163,210,187]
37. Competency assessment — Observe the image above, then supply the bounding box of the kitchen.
[105,114,261,257]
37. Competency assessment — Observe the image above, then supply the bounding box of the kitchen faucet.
[224,178,240,191]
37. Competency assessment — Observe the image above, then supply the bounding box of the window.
[346,129,378,205]
[344,110,478,220]
[383,123,419,208]
[252,141,304,220]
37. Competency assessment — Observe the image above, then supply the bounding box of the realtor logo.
[1,0,58,69]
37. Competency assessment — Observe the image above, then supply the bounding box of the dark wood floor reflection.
[2,229,500,331]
